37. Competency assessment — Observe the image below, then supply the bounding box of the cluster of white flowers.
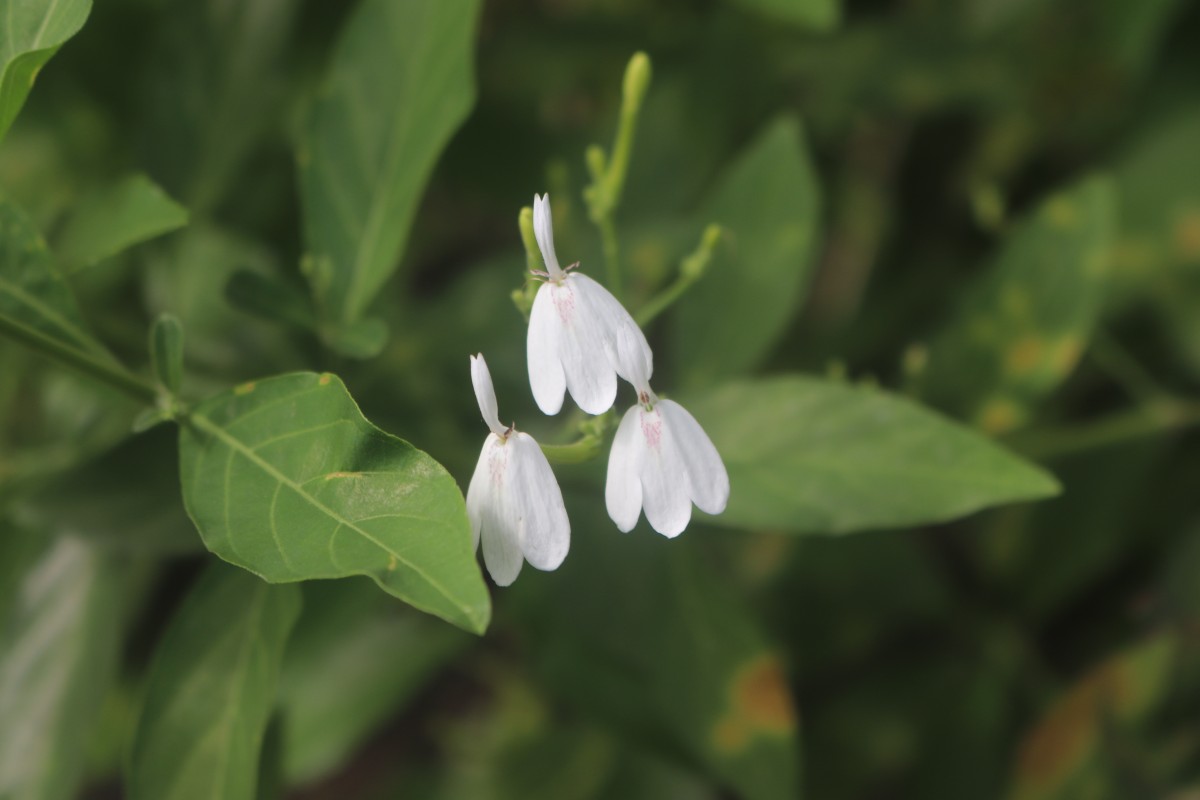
[467,194,729,584]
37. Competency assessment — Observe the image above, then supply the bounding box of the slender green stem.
[0,315,158,405]
[1008,400,1200,460]
[540,434,604,465]
[636,224,722,326]
[1089,330,1167,405]
[598,216,622,299]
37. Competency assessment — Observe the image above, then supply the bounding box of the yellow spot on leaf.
[1173,208,1200,261]
[1044,198,1077,229]
[318,373,332,386]
[711,655,796,755]
[388,554,398,571]
[978,397,1023,434]
[1005,336,1044,376]
[324,471,362,480]
[234,382,256,395]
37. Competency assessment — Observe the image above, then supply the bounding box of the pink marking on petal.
[641,411,663,450]
[552,284,575,324]
[488,445,508,487]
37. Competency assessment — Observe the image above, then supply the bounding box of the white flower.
[465,354,570,585]
[604,344,729,537]
[527,193,653,416]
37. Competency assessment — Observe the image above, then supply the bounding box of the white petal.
[570,273,653,391]
[527,283,566,415]
[637,406,693,537]
[554,277,617,415]
[469,354,504,436]
[472,437,523,586]
[465,436,494,552]
[532,193,562,276]
[605,405,645,532]
[509,433,570,571]
[659,400,729,515]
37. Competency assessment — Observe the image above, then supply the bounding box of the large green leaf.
[279,581,469,784]
[914,176,1115,434]
[127,564,301,800]
[0,0,92,144]
[178,371,490,633]
[55,173,188,271]
[516,515,801,800]
[672,116,821,385]
[0,534,122,800]
[298,0,481,333]
[0,198,114,367]
[686,376,1059,534]
[723,0,840,31]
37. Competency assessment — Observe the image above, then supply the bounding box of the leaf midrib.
[188,412,471,623]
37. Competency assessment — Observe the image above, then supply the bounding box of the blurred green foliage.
[2,0,1200,798]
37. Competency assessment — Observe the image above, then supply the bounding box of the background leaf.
[724,0,840,31]
[127,564,301,800]
[298,0,481,334]
[686,376,1059,533]
[0,0,92,144]
[914,176,1116,433]
[672,116,822,385]
[516,510,801,800]
[278,580,470,785]
[177,371,490,634]
[0,198,113,366]
[0,534,122,800]
[55,173,188,272]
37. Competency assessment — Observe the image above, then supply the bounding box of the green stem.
[0,315,158,405]
[636,224,722,326]
[1008,401,1200,460]
[539,434,604,465]
[598,215,622,299]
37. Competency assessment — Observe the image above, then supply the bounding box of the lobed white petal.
[509,433,570,570]
[469,354,504,437]
[527,283,567,415]
[552,276,617,415]
[532,193,562,276]
[637,406,693,537]
[570,273,653,392]
[605,405,645,532]
[469,435,524,585]
[659,399,729,515]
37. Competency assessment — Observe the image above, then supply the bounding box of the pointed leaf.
[128,564,301,800]
[686,376,1059,534]
[0,535,122,800]
[299,0,481,332]
[0,198,114,364]
[672,116,822,385]
[0,0,92,144]
[56,173,188,271]
[178,371,490,633]
[517,517,801,800]
[915,176,1116,434]
[279,581,469,784]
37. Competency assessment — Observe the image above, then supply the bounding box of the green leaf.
[17,428,201,555]
[150,313,184,396]
[672,116,821,385]
[686,376,1059,534]
[914,176,1116,434]
[0,197,114,367]
[0,534,123,800]
[723,0,840,31]
[177,371,490,633]
[55,174,188,271]
[0,0,92,145]
[279,581,469,784]
[298,0,481,334]
[127,564,301,800]
[516,517,801,800]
